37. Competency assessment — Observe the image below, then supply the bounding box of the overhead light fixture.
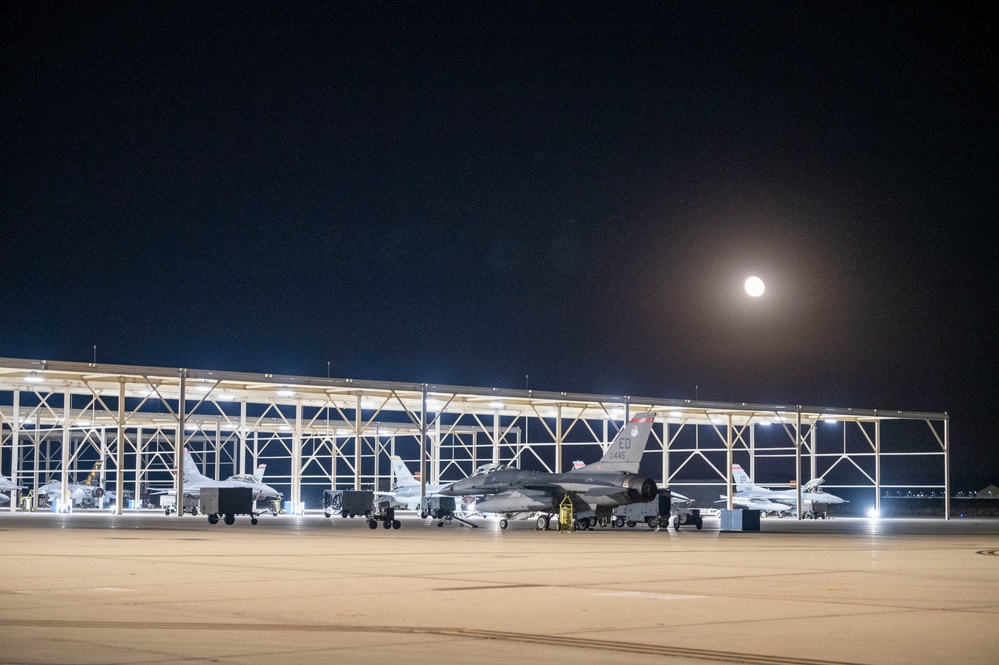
[24,373,43,384]
[193,385,211,393]
[277,389,294,397]
[489,401,503,409]
[824,418,838,424]
[669,411,684,418]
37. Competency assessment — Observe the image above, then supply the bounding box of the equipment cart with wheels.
[613,490,678,530]
[201,487,257,525]
[323,490,374,519]
[421,496,457,526]
[367,505,401,530]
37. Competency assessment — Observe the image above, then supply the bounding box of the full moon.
[745,276,765,297]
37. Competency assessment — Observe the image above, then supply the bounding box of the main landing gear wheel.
[499,518,509,530]
[536,515,550,530]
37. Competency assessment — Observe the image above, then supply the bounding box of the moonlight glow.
[745,276,765,297]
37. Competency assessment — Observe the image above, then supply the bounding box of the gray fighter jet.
[440,412,658,530]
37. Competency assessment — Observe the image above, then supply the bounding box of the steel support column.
[239,399,247,475]
[661,420,669,487]
[175,369,187,517]
[292,399,302,509]
[725,414,733,510]
[432,416,441,484]
[10,389,19,512]
[810,424,817,485]
[875,419,881,515]
[555,405,563,473]
[492,409,500,465]
[944,415,950,521]
[419,385,427,503]
[354,394,362,491]
[116,380,125,515]
[61,388,70,512]
[795,406,802,520]
[133,427,142,509]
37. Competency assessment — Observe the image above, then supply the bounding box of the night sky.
[2,4,996,488]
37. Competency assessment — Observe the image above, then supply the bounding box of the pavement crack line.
[0,618,869,665]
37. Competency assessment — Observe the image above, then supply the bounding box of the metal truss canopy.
[0,357,950,519]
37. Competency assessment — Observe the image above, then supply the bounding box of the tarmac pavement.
[1,511,997,665]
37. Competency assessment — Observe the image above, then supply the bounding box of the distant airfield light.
[745,276,765,297]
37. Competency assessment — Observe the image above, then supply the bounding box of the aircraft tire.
[499,518,509,530]
[536,515,549,530]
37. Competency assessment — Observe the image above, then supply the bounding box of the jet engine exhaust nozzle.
[627,478,657,503]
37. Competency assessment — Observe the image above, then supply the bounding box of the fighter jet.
[36,480,114,509]
[36,461,116,510]
[384,456,452,513]
[0,473,24,494]
[722,464,846,516]
[440,412,658,530]
[156,449,282,514]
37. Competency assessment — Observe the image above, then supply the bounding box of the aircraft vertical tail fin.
[575,412,656,474]
[732,464,753,491]
[390,456,419,488]
[182,448,211,483]
[254,464,266,482]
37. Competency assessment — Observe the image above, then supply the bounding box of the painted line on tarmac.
[0,618,867,665]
